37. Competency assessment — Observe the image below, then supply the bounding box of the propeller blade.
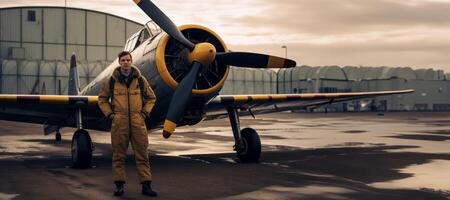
[216,52,296,68]
[133,0,195,50]
[162,62,202,138]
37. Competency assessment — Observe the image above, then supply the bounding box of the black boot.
[113,181,125,196]
[141,181,157,197]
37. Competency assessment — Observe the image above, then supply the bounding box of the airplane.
[0,0,414,168]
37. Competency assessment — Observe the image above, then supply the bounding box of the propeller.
[133,0,297,138]
[216,52,296,68]
[133,0,195,50]
[162,62,202,138]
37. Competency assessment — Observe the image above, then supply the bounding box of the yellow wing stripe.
[0,95,99,105]
[220,90,414,104]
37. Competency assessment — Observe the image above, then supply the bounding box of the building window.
[27,10,36,22]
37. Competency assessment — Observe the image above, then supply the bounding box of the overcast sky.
[2,0,450,71]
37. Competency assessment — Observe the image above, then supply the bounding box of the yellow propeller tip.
[133,0,141,4]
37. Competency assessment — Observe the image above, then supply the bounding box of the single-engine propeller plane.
[0,0,413,168]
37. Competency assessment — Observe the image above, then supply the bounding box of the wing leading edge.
[0,94,102,129]
[205,89,415,119]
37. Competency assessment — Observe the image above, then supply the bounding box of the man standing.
[98,51,157,197]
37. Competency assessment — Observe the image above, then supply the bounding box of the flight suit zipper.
[127,87,131,134]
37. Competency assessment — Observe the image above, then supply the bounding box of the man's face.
[119,54,132,71]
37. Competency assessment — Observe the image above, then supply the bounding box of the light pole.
[281,45,287,58]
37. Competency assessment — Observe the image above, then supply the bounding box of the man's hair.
[118,51,132,60]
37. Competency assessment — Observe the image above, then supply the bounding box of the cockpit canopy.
[124,21,162,52]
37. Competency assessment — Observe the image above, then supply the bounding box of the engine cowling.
[155,24,230,96]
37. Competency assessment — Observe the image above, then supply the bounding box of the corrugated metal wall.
[0,59,107,94]
[0,7,142,62]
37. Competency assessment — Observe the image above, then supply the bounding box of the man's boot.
[141,181,157,197]
[113,181,125,196]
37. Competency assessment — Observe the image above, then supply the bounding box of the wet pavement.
[0,112,449,200]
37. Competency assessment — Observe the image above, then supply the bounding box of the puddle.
[370,159,450,191]
[216,185,354,200]
[0,193,19,200]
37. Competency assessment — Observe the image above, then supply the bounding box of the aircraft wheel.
[71,129,92,168]
[237,128,261,163]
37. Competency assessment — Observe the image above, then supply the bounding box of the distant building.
[221,66,450,112]
[0,6,143,94]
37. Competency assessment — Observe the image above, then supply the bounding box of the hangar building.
[221,66,450,112]
[0,6,142,94]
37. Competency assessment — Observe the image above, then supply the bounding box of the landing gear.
[71,106,93,168]
[227,108,261,163]
[71,129,92,168]
[236,128,261,162]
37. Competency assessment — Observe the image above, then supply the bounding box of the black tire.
[71,129,92,168]
[237,128,261,163]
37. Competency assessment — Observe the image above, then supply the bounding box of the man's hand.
[108,113,115,120]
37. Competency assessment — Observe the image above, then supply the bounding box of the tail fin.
[68,53,80,95]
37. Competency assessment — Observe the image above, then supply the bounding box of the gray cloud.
[226,0,450,35]
[2,0,450,70]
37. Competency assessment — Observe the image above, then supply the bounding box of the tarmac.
[0,112,449,200]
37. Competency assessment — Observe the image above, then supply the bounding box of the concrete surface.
[0,112,449,200]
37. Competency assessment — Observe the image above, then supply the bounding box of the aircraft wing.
[204,90,415,120]
[0,94,105,130]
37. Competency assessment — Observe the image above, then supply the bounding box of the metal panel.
[22,43,42,60]
[18,60,38,75]
[67,9,86,45]
[87,12,105,45]
[66,45,86,60]
[244,81,254,94]
[39,61,57,94]
[233,67,245,81]
[107,47,124,61]
[43,8,65,43]
[22,8,42,43]
[254,69,263,81]
[277,69,285,94]
[126,21,142,39]
[107,16,125,46]
[77,62,89,90]
[56,60,69,76]
[1,9,21,41]
[0,42,21,58]
[227,69,233,81]
[234,80,245,94]
[220,80,233,95]
[244,68,254,81]
[56,61,69,94]
[1,60,18,75]
[271,71,277,93]
[86,46,106,61]
[17,61,38,94]
[44,44,65,60]
[88,61,104,78]
[1,75,17,94]
[283,68,293,93]
[263,81,271,94]
[254,69,264,94]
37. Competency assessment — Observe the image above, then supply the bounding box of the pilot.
[98,51,157,197]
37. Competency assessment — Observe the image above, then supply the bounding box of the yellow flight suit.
[98,66,156,183]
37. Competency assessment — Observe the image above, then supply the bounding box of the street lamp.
[281,45,287,58]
